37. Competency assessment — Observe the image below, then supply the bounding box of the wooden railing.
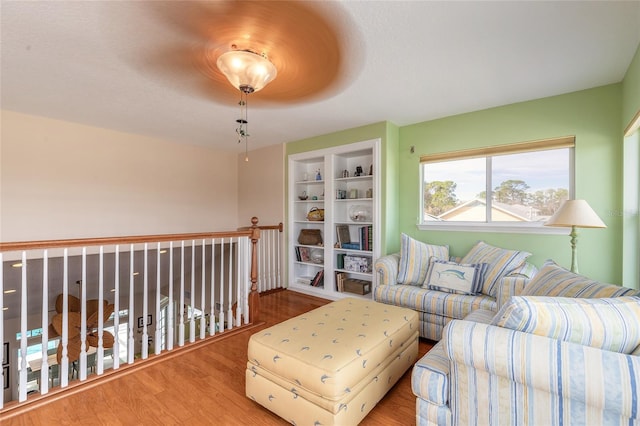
[0,218,264,411]
[239,222,284,294]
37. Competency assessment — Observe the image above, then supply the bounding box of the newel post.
[248,217,261,323]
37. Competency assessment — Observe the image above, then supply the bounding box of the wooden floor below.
[3,290,433,425]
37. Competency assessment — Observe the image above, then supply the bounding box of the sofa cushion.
[374,284,496,319]
[412,342,449,405]
[460,241,531,297]
[424,259,488,295]
[492,296,640,354]
[521,260,639,298]
[397,233,449,286]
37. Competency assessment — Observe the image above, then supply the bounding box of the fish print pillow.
[423,258,488,295]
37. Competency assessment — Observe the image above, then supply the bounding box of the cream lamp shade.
[544,199,606,273]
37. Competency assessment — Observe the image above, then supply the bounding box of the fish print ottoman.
[246,297,419,425]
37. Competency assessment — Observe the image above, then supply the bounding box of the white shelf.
[288,139,381,300]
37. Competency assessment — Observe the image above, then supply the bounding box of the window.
[419,136,574,233]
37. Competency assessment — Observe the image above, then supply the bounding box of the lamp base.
[569,225,578,274]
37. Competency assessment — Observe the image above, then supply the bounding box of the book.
[335,271,346,292]
[299,247,310,262]
[311,270,324,287]
[336,225,350,246]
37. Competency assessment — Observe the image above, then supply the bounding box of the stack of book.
[310,270,324,287]
[335,271,346,292]
[335,225,373,251]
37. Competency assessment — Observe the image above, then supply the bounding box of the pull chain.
[236,89,250,162]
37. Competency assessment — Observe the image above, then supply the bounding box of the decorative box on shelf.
[344,255,372,273]
[343,279,371,295]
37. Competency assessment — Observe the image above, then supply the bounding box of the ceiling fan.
[49,294,115,365]
[132,0,361,106]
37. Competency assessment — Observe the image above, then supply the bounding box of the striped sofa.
[412,260,640,426]
[374,238,537,341]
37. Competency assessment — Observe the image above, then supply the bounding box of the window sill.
[417,222,570,235]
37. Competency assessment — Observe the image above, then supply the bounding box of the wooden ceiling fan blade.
[102,332,115,349]
[86,299,108,318]
[51,312,82,339]
[56,336,82,364]
[55,294,81,313]
[87,331,115,349]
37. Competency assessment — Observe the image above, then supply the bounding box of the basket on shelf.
[306,207,325,221]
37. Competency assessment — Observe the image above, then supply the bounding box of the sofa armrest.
[495,262,538,310]
[374,253,401,286]
[443,320,640,424]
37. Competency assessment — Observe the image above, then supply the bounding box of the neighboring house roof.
[437,199,540,222]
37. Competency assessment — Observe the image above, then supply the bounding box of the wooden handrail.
[0,230,253,252]
[237,222,283,232]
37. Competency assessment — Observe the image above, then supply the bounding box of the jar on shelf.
[349,205,371,222]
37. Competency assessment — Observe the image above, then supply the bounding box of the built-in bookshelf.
[288,139,380,300]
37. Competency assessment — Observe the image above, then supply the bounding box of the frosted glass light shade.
[545,199,606,228]
[216,50,277,93]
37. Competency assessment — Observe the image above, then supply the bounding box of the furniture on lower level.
[245,297,418,425]
[412,260,640,425]
[374,236,537,340]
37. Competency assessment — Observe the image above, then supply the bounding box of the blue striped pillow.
[460,241,531,297]
[492,296,640,354]
[397,233,449,286]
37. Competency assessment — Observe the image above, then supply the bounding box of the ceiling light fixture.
[216,48,277,162]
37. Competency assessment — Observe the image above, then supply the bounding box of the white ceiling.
[1,1,639,154]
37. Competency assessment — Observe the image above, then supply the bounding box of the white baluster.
[79,247,87,380]
[127,245,135,364]
[141,243,148,359]
[179,241,185,347]
[60,249,69,388]
[219,238,225,334]
[40,249,50,393]
[236,238,242,327]
[155,242,161,355]
[209,239,216,336]
[167,241,174,350]
[96,246,105,375]
[200,239,206,340]
[113,245,120,369]
[227,238,233,331]
[243,237,250,324]
[276,228,283,288]
[189,241,195,343]
[18,251,28,400]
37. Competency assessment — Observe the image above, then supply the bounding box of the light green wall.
[399,85,623,284]
[285,121,399,255]
[622,44,640,130]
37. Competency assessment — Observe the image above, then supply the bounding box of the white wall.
[237,143,285,227]
[1,110,239,241]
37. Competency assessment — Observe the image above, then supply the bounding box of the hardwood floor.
[2,291,433,425]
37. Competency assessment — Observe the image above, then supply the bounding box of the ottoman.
[246,297,419,425]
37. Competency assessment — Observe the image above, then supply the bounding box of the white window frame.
[418,136,575,235]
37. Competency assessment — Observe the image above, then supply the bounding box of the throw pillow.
[397,233,449,286]
[423,259,488,295]
[460,241,531,297]
[492,296,640,354]
[521,260,639,298]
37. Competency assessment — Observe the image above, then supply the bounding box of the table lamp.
[544,199,606,274]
